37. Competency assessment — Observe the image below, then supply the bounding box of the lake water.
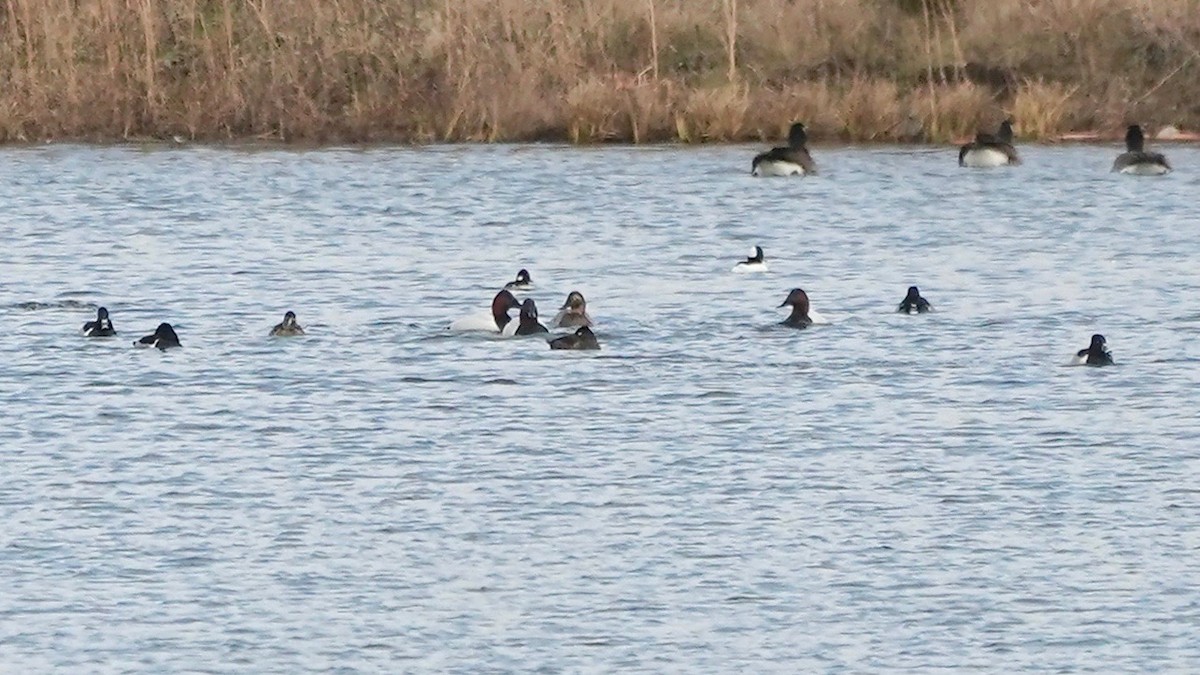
[2,142,1199,672]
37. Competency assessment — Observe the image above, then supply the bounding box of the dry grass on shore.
[1,0,1198,144]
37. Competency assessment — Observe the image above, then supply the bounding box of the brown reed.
[1,0,1197,144]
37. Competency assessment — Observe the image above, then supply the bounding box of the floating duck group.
[752,121,1172,175]
[73,119,1148,365]
[77,253,1114,364]
[80,307,303,351]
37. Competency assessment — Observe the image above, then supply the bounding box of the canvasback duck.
[778,288,813,328]
[447,289,523,333]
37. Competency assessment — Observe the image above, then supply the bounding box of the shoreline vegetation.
[3,0,1199,145]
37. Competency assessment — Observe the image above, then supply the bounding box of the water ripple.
[1,143,1198,671]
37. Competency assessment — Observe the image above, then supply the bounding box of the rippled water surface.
[3,142,1200,672]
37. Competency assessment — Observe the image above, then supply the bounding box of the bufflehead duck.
[897,286,933,314]
[448,289,523,332]
[134,323,181,350]
[1112,125,1171,175]
[553,291,593,328]
[752,122,817,176]
[504,269,534,290]
[82,306,116,337]
[549,326,601,350]
[732,246,768,274]
[269,310,305,336]
[778,288,814,328]
[959,119,1020,167]
[515,299,548,335]
[1072,334,1114,366]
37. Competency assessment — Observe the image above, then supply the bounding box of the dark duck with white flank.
[959,119,1021,167]
[82,307,116,337]
[897,286,933,314]
[504,269,534,290]
[514,299,548,336]
[1073,334,1114,366]
[134,323,181,350]
[752,123,817,177]
[732,246,768,274]
[1112,124,1171,175]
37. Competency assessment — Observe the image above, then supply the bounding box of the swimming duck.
[82,306,116,337]
[897,286,933,314]
[778,288,814,328]
[269,311,305,336]
[515,299,548,335]
[732,246,768,274]
[446,288,520,331]
[134,323,181,350]
[752,122,817,177]
[1112,124,1171,175]
[1072,334,1114,366]
[504,269,534,290]
[549,326,601,350]
[553,291,593,328]
[958,119,1020,167]
[448,289,523,333]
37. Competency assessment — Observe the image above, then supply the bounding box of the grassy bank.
[2,0,1198,144]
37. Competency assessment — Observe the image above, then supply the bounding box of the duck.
[549,326,601,350]
[515,299,548,335]
[752,122,817,176]
[732,246,768,274]
[82,306,116,337]
[1072,334,1114,366]
[269,310,305,336]
[778,288,815,328]
[134,323,181,350]
[897,286,933,314]
[447,289,523,333]
[553,291,593,328]
[1112,124,1171,175]
[504,269,534,290]
[958,119,1020,167]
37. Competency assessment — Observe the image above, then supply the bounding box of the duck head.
[787,122,808,148]
[519,298,539,323]
[491,289,521,324]
[997,119,1015,144]
[560,291,587,311]
[778,288,810,311]
[1125,124,1145,152]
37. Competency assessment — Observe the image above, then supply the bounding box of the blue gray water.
[2,142,1199,672]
